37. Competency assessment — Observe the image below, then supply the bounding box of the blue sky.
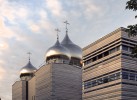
[0,0,136,99]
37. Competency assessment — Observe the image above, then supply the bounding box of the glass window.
[92,57,97,61]
[122,45,128,51]
[129,47,133,52]
[84,71,137,89]
[84,81,92,89]
[85,59,91,65]
[135,75,137,81]
[116,46,120,51]
[115,72,121,79]
[109,74,116,81]
[97,78,103,85]
[98,54,103,59]
[103,76,109,83]
[104,51,109,56]
[92,80,97,86]
[129,73,135,80]
[109,48,116,54]
[122,72,129,79]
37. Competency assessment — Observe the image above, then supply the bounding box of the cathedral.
[12,22,137,100]
[12,21,82,100]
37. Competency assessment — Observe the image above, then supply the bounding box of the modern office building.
[82,27,137,100]
[12,24,82,100]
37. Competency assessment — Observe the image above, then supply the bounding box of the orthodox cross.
[55,28,60,40]
[27,52,31,61]
[64,20,70,31]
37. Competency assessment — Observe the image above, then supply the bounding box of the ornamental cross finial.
[55,28,60,40]
[64,20,70,31]
[27,52,31,61]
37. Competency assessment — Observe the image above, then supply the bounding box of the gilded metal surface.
[20,61,37,74]
[61,33,82,59]
[45,39,71,60]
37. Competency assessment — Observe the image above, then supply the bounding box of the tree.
[125,0,137,58]
[126,0,137,36]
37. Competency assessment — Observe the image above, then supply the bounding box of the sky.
[0,0,136,99]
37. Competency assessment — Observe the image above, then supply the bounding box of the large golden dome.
[61,33,82,60]
[45,39,71,62]
[20,61,37,74]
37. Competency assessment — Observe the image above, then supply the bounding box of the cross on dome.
[27,52,31,61]
[55,28,60,40]
[64,20,70,31]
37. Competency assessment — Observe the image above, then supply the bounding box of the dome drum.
[45,39,71,64]
[20,73,34,80]
[20,61,37,80]
[46,54,70,64]
[69,57,82,67]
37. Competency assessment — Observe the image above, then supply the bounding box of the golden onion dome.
[45,39,71,61]
[61,33,82,60]
[20,61,37,74]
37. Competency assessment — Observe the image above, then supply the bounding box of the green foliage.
[131,45,137,58]
[125,0,137,37]
[126,24,137,37]
[126,0,137,11]
[125,0,137,58]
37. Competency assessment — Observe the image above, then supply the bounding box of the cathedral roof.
[61,32,82,60]
[45,39,71,61]
[20,60,37,74]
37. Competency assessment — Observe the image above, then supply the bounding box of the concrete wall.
[52,64,82,100]
[28,77,36,100]
[82,27,137,100]
[34,63,82,100]
[12,81,27,100]
[35,64,52,100]
[83,27,122,56]
[82,28,125,100]
[13,63,82,100]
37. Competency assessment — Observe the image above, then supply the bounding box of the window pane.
[92,80,97,86]
[109,48,116,54]
[136,75,137,81]
[98,54,103,59]
[129,73,135,80]
[97,78,103,85]
[103,76,109,83]
[92,57,97,61]
[84,81,92,89]
[109,74,115,81]
[122,45,128,51]
[122,72,129,79]
[129,47,133,52]
[104,51,109,56]
[116,72,121,79]
[116,46,120,51]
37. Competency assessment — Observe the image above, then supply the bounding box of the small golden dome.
[45,39,71,62]
[20,61,37,74]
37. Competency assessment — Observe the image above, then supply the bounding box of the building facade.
[34,63,82,100]
[82,27,137,100]
[12,25,82,100]
[12,81,28,100]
